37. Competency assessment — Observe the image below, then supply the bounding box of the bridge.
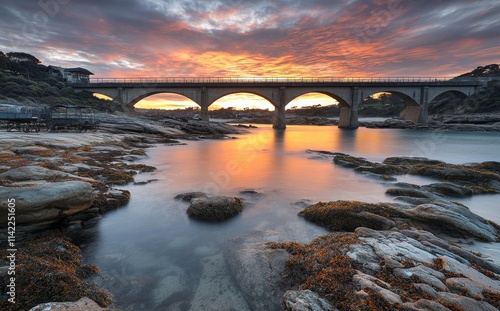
[71,77,484,129]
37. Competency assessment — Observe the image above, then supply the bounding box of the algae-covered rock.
[298,201,395,231]
[187,196,243,221]
[174,191,209,202]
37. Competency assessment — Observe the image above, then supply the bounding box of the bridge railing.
[84,77,464,84]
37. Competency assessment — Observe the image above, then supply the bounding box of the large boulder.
[187,196,243,221]
[0,181,95,224]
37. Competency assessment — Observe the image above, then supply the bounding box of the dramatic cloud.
[1,0,499,108]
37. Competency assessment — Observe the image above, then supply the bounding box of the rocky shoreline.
[1,114,500,310]
[265,152,500,310]
[0,116,246,311]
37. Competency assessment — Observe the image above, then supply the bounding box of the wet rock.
[299,201,396,232]
[410,164,500,183]
[239,189,264,197]
[283,290,336,311]
[353,271,403,305]
[274,227,500,310]
[14,145,52,155]
[291,199,314,209]
[394,265,447,291]
[29,297,108,311]
[394,201,499,241]
[224,234,290,311]
[190,253,251,311]
[174,191,209,202]
[0,165,95,182]
[187,196,243,221]
[422,182,474,197]
[437,292,498,311]
[383,157,446,166]
[436,256,500,294]
[0,181,95,223]
[93,188,131,213]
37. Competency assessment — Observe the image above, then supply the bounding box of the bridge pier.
[200,87,209,121]
[338,87,360,129]
[273,87,287,129]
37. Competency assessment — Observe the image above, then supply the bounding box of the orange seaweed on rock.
[298,200,397,232]
[0,231,112,311]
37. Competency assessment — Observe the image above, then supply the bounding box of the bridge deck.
[72,77,483,88]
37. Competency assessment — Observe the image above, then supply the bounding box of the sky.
[1,0,499,110]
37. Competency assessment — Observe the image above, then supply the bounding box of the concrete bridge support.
[338,87,361,129]
[273,87,287,129]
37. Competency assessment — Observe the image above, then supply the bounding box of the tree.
[6,52,41,64]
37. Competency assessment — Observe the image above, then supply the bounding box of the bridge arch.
[208,92,276,110]
[428,90,468,103]
[207,89,279,108]
[360,90,420,122]
[286,91,348,108]
[126,90,200,109]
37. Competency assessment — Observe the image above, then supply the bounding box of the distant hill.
[455,64,500,78]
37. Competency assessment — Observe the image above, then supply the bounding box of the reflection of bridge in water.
[71,77,484,129]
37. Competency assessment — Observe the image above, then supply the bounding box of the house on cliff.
[47,65,94,83]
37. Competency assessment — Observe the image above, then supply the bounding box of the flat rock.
[0,181,95,223]
[0,165,95,182]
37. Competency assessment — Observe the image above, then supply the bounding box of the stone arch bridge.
[71,77,483,129]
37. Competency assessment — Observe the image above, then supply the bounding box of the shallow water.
[81,125,500,310]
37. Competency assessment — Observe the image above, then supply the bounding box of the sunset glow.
[1,1,499,109]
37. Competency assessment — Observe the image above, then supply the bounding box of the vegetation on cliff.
[0,51,122,112]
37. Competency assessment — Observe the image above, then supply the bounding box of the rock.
[394,265,447,291]
[404,299,451,311]
[283,290,336,311]
[187,196,243,221]
[446,277,488,298]
[436,256,500,294]
[383,157,446,166]
[393,202,499,241]
[14,146,52,155]
[291,199,314,209]
[437,292,498,311]
[0,165,95,182]
[239,189,264,197]
[190,253,251,311]
[299,201,396,232]
[224,234,290,311]
[174,191,209,202]
[29,297,108,311]
[353,271,403,305]
[422,182,474,197]
[0,181,95,224]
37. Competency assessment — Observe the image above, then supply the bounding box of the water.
[81,125,500,310]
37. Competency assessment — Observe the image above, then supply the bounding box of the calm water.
[81,125,500,310]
